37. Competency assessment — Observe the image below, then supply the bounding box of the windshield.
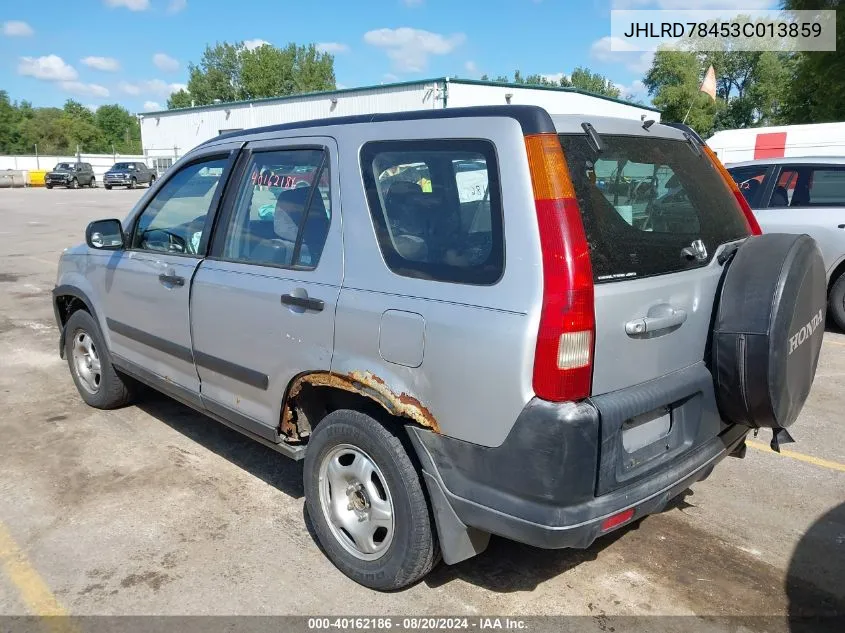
[113,163,133,170]
[559,133,749,282]
[54,163,73,170]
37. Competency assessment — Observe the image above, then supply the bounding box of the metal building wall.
[445,81,660,122]
[140,82,441,160]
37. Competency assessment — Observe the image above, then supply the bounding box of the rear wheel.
[303,410,438,590]
[149,175,156,187]
[64,310,134,409]
[828,273,845,331]
[89,177,96,188]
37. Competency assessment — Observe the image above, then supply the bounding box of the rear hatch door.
[555,117,750,493]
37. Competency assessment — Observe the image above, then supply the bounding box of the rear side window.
[559,134,749,283]
[361,140,503,285]
[728,165,769,209]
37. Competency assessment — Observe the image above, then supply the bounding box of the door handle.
[837,224,845,229]
[626,308,687,336]
[281,293,324,312]
[158,274,185,287]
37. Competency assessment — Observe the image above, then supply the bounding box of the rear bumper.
[412,423,745,551]
[409,362,748,554]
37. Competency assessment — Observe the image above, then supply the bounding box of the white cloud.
[464,60,478,75]
[364,27,465,72]
[2,21,34,37]
[60,81,110,98]
[403,0,425,6]
[541,72,569,84]
[104,0,150,10]
[18,55,78,82]
[85,104,99,112]
[153,53,179,72]
[120,79,185,97]
[81,56,121,72]
[382,73,399,82]
[590,36,655,73]
[167,0,187,13]
[614,79,648,100]
[612,0,775,8]
[144,101,162,111]
[317,42,349,54]
[243,39,270,51]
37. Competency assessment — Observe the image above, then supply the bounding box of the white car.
[728,157,845,330]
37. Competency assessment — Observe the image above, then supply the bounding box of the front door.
[103,146,239,395]
[189,138,342,439]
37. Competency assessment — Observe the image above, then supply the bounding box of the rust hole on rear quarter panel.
[279,371,440,441]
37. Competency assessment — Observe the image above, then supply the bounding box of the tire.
[64,310,134,409]
[712,233,826,431]
[69,178,78,190]
[104,184,112,190]
[89,177,96,188]
[128,177,136,190]
[304,410,438,590]
[148,176,156,188]
[46,184,53,190]
[828,273,845,332]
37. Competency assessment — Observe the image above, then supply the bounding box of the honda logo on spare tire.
[789,309,824,355]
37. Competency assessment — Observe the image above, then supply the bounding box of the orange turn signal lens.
[524,134,576,200]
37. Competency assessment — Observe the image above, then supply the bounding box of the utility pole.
[34,144,39,170]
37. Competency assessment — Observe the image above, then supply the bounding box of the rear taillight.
[703,145,762,236]
[525,134,595,402]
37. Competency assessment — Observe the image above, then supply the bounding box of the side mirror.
[86,219,125,250]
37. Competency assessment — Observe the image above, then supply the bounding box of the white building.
[140,77,660,172]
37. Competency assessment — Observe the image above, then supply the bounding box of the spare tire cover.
[713,233,826,430]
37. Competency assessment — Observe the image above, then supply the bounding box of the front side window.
[221,149,330,269]
[560,134,749,282]
[361,140,503,285]
[767,165,845,208]
[727,165,769,209]
[131,156,227,255]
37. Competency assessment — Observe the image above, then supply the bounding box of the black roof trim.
[204,105,556,147]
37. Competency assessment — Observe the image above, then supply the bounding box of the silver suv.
[53,106,827,590]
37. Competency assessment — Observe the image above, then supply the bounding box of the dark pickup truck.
[103,162,156,189]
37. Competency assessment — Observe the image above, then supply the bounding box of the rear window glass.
[727,165,769,208]
[361,140,503,285]
[559,134,749,282]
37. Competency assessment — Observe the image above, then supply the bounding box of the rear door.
[189,137,341,440]
[752,163,845,274]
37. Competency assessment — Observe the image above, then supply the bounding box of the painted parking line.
[0,520,79,633]
[746,440,845,473]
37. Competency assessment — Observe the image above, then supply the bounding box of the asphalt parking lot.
[0,188,843,629]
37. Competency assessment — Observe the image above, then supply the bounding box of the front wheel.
[46,184,53,190]
[128,177,136,189]
[104,184,112,190]
[148,176,156,188]
[303,410,438,590]
[69,178,78,189]
[64,310,134,409]
[829,273,845,331]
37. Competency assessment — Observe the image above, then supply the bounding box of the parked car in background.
[45,162,96,189]
[53,106,826,590]
[104,162,156,190]
[728,157,845,329]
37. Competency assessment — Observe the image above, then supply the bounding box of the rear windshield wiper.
[581,122,604,155]
[682,132,703,158]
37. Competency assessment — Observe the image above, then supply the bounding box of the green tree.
[95,104,141,154]
[570,66,621,98]
[782,0,844,123]
[167,89,193,109]
[0,91,22,153]
[173,40,335,108]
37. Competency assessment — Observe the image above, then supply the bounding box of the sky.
[1,0,779,114]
